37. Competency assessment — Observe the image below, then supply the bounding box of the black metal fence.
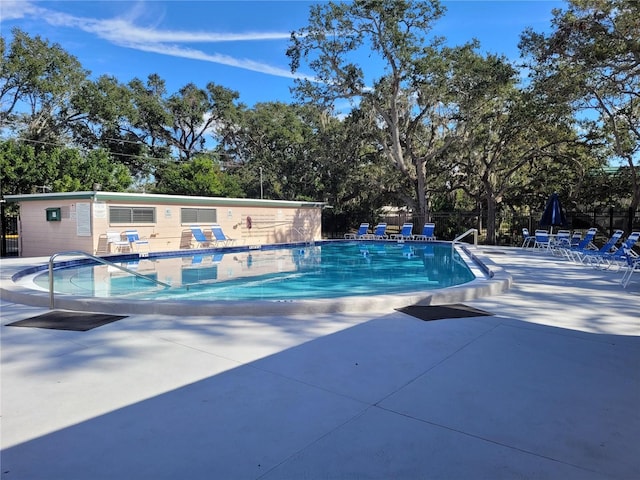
[351,207,640,247]
[1,211,18,257]
[3,205,638,255]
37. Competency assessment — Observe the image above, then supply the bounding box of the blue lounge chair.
[598,231,639,269]
[391,223,413,241]
[575,229,624,265]
[211,223,236,247]
[413,223,436,241]
[125,230,150,253]
[190,225,211,248]
[344,223,369,239]
[562,227,598,261]
[372,223,388,239]
[569,232,582,248]
[554,230,571,246]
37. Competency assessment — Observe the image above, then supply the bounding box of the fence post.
[609,206,614,236]
[0,200,6,257]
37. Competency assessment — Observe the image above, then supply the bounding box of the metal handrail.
[452,228,478,254]
[292,226,313,245]
[49,251,171,309]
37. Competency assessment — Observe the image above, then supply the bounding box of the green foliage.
[0,27,90,144]
[0,140,132,194]
[520,0,640,213]
[50,148,132,192]
[0,140,56,195]
[288,0,461,222]
[153,155,240,197]
[2,9,638,239]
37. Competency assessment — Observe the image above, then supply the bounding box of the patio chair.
[344,223,369,239]
[533,230,551,251]
[549,230,571,256]
[391,223,413,241]
[521,228,535,248]
[372,223,388,240]
[106,231,131,253]
[211,223,236,247]
[190,225,211,248]
[413,223,436,241]
[124,230,150,253]
[598,231,639,270]
[621,248,640,288]
[562,227,598,261]
[569,232,582,248]
[575,229,624,266]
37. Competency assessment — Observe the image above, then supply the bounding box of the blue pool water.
[36,241,476,302]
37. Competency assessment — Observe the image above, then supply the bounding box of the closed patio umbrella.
[539,192,568,234]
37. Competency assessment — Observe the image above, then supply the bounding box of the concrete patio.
[1,247,639,479]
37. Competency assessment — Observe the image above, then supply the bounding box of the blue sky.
[1,1,564,108]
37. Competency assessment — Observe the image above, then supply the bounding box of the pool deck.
[1,246,639,479]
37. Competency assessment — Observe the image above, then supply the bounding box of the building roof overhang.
[4,191,327,209]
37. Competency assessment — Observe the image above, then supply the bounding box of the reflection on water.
[38,242,475,301]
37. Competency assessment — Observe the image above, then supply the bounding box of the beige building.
[5,191,325,257]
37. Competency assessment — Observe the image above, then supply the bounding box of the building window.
[181,208,217,224]
[109,206,156,224]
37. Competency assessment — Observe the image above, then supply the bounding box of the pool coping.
[0,241,512,316]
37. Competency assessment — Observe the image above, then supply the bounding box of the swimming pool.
[4,241,510,315]
[36,241,475,301]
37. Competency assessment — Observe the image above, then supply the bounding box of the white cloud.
[0,0,41,21]
[2,0,314,81]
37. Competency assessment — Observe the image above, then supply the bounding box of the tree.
[302,106,398,232]
[50,148,132,192]
[68,74,150,176]
[0,28,90,146]
[154,155,242,197]
[0,140,57,196]
[287,0,465,224]
[520,0,640,223]
[0,140,132,195]
[447,49,586,243]
[221,102,319,200]
[165,82,241,161]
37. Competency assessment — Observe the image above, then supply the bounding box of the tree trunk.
[415,159,429,227]
[485,194,497,245]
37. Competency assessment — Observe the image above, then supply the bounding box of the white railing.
[452,228,478,254]
[292,226,314,245]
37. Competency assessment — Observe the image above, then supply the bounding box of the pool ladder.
[48,251,171,309]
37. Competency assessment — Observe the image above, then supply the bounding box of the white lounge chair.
[106,231,130,253]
